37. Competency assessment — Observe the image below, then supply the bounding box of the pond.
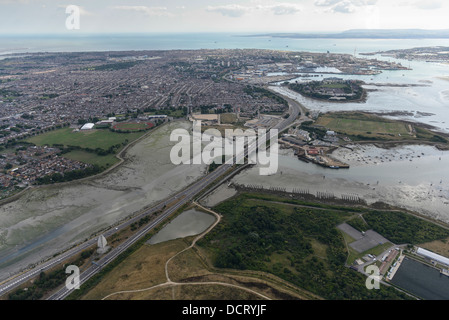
[148,209,216,245]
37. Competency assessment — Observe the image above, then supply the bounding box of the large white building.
[416,247,449,267]
[80,123,95,130]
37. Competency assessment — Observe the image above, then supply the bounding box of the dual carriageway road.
[0,91,305,300]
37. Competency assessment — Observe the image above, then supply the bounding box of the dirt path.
[101,202,272,300]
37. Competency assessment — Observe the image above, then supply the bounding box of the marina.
[1,35,449,298]
[228,145,449,223]
[390,257,449,300]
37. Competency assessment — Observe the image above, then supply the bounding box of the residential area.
[0,48,412,199]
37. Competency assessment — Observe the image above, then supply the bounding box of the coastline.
[0,123,162,206]
[0,120,208,282]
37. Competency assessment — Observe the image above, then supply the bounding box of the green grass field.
[315,113,411,139]
[27,127,145,150]
[314,112,448,144]
[219,113,238,124]
[315,113,417,140]
[26,127,147,168]
[63,149,120,167]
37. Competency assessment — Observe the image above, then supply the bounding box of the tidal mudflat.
[203,146,449,225]
[0,121,207,281]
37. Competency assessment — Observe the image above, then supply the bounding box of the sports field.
[26,127,145,150]
[26,127,147,168]
[219,113,238,124]
[315,112,411,139]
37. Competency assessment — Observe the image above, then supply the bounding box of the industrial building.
[416,247,449,267]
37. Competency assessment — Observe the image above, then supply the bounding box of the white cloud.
[333,1,357,13]
[263,3,303,15]
[207,2,302,18]
[315,0,377,13]
[413,0,442,10]
[206,4,250,17]
[315,0,341,6]
[112,5,173,17]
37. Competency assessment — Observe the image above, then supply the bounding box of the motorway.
[0,91,304,300]
[46,161,234,300]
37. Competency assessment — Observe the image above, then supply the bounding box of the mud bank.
[0,121,207,281]
[202,146,449,225]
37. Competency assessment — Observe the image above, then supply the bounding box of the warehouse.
[416,247,449,267]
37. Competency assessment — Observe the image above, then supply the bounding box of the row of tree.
[35,164,102,185]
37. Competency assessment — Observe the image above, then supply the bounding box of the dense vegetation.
[199,194,410,299]
[0,88,21,98]
[346,216,369,232]
[300,121,327,139]
[243,85,288,106]
[57,143,125,157]
[362,211,449,245]
[289,81,364,102]
[415,126,447,144]
[208,155,226,173]
[35,164,102,185]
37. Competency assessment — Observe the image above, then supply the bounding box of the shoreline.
[287,84,368,104]
[0,120,208,281]
[0,122,172,206]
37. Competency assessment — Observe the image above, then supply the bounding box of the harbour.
[390,256,449,300]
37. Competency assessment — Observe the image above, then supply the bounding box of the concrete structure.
[97,234,109,254]
[337,223,389,253]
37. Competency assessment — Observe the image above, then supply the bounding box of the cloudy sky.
[0,0,447,34]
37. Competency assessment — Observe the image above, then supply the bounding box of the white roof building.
[148,114,167,119]
[97,119,114,124]
[416,247,449,266]
[80,123,95,130]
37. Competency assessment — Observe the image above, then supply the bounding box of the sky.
[0,0,448,34]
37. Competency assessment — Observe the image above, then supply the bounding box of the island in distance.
[244,29,449,39]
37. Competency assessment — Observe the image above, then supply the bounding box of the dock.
[302,152,350,169]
